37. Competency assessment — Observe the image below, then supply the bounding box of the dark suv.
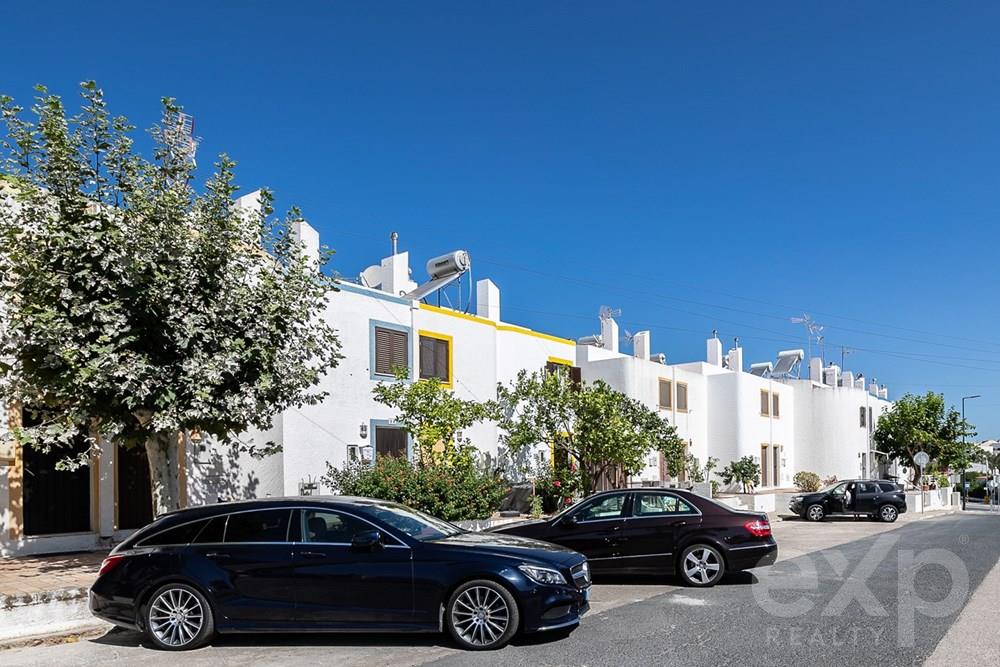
[789,480,907,522]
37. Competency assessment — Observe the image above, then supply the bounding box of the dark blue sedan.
[90,497,590,651]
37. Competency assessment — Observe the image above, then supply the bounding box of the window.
[857,482,877,494]
[139,519,209,547]
[675,382,689,412]
[192,516,226,544]
[658,379,672,410]
[300,509,370,544]
[878,482,899,492]
[859,406,867,428]
[574,494,627,522]
[633,493,694,516]
[760,390,770,416]
[374,326,408,377]
[375,425,408,459]
[772,392,780,418]
[868,406,873,427]
[224,509,291,543]
[418,332,451,385]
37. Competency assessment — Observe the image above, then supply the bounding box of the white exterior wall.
[790,377,892,482]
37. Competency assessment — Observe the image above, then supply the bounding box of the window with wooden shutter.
[374,327,408,376]
[760,389,770,416]
[675,382,689,412]
[772,392,780,418]
[658,379,672,409]
[419,333,451,384]
[859,406,867,428]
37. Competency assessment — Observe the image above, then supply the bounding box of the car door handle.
[205,552,230,559]
[299,551,326,558]
[670,520,687,527]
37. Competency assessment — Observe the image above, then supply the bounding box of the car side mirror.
[351,529,384,551]
[561,514,579,528]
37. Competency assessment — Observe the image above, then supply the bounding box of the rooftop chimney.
[476,279,500,322]
[707,337,723,366]
[381,251,414,296]
[601,317,619,354]
[633,331,650,360]
[292,219,320,267]
[809,357,824,383]
[726,346,743,372]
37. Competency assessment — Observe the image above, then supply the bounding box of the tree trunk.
[145,430,182,517]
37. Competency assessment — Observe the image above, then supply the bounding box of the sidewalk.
[0,551,109,646]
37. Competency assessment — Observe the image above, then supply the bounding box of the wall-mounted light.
[359,423,368,440]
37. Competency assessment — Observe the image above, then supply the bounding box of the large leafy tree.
[873,392,977,483]
[496,369,685,495]
[0,83,341,515]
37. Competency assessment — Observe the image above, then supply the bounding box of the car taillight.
[744,519,771,538]
[98,555,125,577]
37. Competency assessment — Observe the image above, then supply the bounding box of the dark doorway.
[374,426,408,460]
[117,445,154,530]
[21,418,91,536]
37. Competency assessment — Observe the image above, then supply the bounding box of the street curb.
[0,623,110,652]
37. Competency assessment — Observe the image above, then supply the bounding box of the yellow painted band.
[418,303,575,346]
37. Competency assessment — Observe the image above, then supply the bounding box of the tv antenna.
[599,305,622,321]
[791,314,824,361]
[840,346,854,370]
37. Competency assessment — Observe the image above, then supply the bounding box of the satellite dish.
[360,265,382,288]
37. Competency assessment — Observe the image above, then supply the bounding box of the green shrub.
[529,494,543,519]
[793,471,822,492]
[720,456,760,494]
[323,456,508,522]
[532,462,582,513]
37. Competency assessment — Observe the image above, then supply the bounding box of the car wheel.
[446,580,520,650]
[805,504,825,522]
[879,505,899,523]
[679,544,726,587]
[144,583,214,651]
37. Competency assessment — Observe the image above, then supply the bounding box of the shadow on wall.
[187,443,262,506]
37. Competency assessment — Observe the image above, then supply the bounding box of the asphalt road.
[3,511,997,667]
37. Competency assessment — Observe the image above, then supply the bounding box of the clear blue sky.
[4,1,998,436]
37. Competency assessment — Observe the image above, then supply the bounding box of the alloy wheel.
[450,585,510,647]
[880,505,898,522]
[148,587,204,648]
[683,547,721,585]
[807,505,824,521]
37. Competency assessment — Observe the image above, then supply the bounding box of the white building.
[0,217,899,556]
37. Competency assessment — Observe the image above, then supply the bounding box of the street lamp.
[961,395,981,510]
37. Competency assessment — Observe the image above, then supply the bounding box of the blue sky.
[4,1,998,435]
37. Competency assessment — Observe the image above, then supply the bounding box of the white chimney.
[726,346,743,372]
[476,279,500,321]
[841,371,854,387]
[878,386,888,399]
[707,337,723,366]
[633,331,650,360]
[291,219,320,267]
[381,251,412,297]
[809,357,824,382]
[601,317,619,354]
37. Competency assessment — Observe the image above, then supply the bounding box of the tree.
[0,83,341,516]
[873,392,976,484]
[720,456,760,494]
[496,368,685,495]
[371,370,495,465]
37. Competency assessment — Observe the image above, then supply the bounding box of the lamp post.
[961,395,980,510]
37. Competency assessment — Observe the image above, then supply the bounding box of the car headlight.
[518,564,567,585]
[791,496,802,501]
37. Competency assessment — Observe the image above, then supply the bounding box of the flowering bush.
[793,471,822,492]
[533,462,582,513]
[323,455,508,522]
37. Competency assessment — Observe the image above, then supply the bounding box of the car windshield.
[364,502,464,541]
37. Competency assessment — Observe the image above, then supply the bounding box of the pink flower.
[553,481,561,488]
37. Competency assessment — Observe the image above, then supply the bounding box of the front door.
[551,492,630,570]
[827,482,849,514]
[22,425,91,536]
[290,508,413,625]
[760,446,769,487]
[116,444,153,530]
[622,492,701,573]
[772,446,781,489]
[188,508,297,623]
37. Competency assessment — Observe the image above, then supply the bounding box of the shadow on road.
[592,570,758,586]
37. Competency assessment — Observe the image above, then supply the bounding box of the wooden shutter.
[419,335,449,382]
[375,327,407,376]
[760,389,770,416]
[658,380,672,409]
[676,383,689,411]
[772,393,780,418]
[859,406,867,427]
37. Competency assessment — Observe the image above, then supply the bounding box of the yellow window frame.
[417,330,454,389]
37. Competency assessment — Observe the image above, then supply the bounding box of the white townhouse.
[0,219,577,555]
[573,317,894,490]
